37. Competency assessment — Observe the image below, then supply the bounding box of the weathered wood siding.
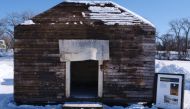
[14,2,155,104]
[103,27,155,103]
[14,24,155,104]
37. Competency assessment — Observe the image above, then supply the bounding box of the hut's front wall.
[14,24,155,104]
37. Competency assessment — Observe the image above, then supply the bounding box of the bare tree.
[0,18,7,37]
[169,20,183,59]
[156,17,190,60]
[181,18,190,56]
[0,11,35,49]
[7,11,34,27]
[7,12,22,27]
[6,11,35,38]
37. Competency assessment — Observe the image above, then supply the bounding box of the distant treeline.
[156,18,190,60]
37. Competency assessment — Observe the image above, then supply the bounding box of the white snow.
[63,102,102,108]
[184,90,190,108]
[89,6,121,13]
[0,51,190,108]
[0,50,13,94]
[65,0,112,5]
[50,23,55,25]
[156,59,190,90]
[81,12,86,17]
[88,5,141,25]
[80,21,83,24]
[0,94,62,109]
[21,20,35,25]
[103,104,157,109]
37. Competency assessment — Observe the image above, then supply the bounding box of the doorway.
[70,60,98,98]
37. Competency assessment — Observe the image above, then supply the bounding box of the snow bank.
[156,60,190,90]
[156,59,190,108]
[0,51,13,94]
[103,104,157,109]
[184,90,190,108]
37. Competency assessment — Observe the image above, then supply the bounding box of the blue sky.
[0,0,190,35]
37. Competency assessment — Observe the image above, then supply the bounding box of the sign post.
[155,73,184,109]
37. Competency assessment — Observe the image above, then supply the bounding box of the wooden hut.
[14,1,156,104]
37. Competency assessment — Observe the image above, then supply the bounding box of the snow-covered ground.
[0,51,13,94]
[0,51,190,109]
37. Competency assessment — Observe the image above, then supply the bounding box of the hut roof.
[27,1,154,27]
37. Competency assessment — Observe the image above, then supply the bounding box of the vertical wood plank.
[98,60,103,97]
[66,61,70,98]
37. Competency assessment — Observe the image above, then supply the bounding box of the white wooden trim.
[66,61,70,98]
[98,61,103,97]
[59,40,109,62]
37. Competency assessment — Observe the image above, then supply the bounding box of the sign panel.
[155,73,184,109]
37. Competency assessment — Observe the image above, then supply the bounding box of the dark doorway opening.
[71,60,98,98]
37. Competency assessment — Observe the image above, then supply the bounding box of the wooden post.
[66,61,70,98]
[98,60,103,97]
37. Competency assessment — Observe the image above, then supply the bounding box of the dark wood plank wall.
[14,24,155,104]
[103,26,155,103]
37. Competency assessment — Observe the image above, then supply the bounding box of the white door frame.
[65,61,71,98]
[65,60,103,98]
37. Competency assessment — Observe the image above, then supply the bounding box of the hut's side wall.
[14,24,155,104]
[103,26,155,103]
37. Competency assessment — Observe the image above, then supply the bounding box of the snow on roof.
[65,0,112,5]
[88,6,138,25]
[65,0,155,27]
[21,20,35,25]
[89,6,121,13]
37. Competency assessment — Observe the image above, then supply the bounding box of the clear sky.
[0,0,190,35]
